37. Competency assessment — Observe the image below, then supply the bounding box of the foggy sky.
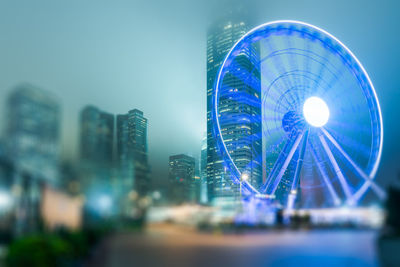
[1,0,399,189]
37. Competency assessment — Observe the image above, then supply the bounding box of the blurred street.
[86,224,378,267]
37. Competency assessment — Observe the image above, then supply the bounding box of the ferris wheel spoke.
[271,74,307,109]
[312,50,332,95]
[290,129,309,192]
[264,75,300,110]
[302,37,312,90]
[323,125,371,159]
[263,88,292,110]
[327,120,370,135]
[321,128,386,200]
[322,66,346,97]
[261,40,297,104]
[281,79,305,108]
[279,50,302,96]
[263,125,284,137]
[263,103,286,116]
[352,182,373,203]
[263,114,284,123]
[261,42,293,89]
[283,40,301,89]
[318,133,353,203]
[309,141,341,206]
[261,130,304,195]
[286,130,309,209]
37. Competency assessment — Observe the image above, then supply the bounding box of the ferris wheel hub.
[282,110,305,133]
[303,97,330,127]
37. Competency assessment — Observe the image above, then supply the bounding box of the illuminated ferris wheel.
[212,20,384,208]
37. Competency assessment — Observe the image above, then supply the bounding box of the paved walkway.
[86,224,379,267]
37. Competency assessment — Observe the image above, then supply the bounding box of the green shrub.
[6,234,74,267]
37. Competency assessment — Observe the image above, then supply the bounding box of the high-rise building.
[168,154,196,204]
[80,106,114,164]
[79,105,115,220]
[117,109,150,197]
[116,113,133,192]
[5,83,61,235]
[206,17,262,204]
[6,84,61,182]
[200,134,208,203]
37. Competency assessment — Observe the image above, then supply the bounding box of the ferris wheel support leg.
[260,131,302,193]
[321,128,387,200]
[287,130,309,210]
[267,131,304,196]
[319,133,354,204]
[309,141,341,206]
[352,182,377,203]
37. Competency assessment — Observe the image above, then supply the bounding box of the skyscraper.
[200,134,208,203]
[79,105,115,219]
[80,106,114,164]
[168,154,195,204]
[117,109,150,197]
[206,16,262,204]
[5,83,61,235]
[6,84,61,183]
[116,113,133,192]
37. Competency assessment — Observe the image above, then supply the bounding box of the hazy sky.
[1,0,399,188]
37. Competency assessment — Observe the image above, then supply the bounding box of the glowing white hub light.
[303,96,330,127]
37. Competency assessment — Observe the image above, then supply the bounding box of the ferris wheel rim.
[212,20,383,199]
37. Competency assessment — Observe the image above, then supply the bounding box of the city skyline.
[0,2,399,266]
[1,0,400,189]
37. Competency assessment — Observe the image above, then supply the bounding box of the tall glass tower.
[6,83,61,235]
[7,84,61,183]
[117,109,150,197]
[206,16,262,204]
[200,134,208,203]
[168,154,195,204]
[80,106,114,164]
[79,105,115,218]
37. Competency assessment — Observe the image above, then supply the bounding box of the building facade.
[5,84,61,235]
[206,17,262,204]
[79,106,115,219]
[6,84,61,183]
[116,109,150,197]
[168,154,196,204]
[80,106,114,165]
[200,134,208,203]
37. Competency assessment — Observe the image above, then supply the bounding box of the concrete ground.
[86,224,379,267]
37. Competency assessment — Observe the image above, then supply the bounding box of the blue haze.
[0,0,399,189]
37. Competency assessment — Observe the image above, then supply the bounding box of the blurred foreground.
[86,223,378,267]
